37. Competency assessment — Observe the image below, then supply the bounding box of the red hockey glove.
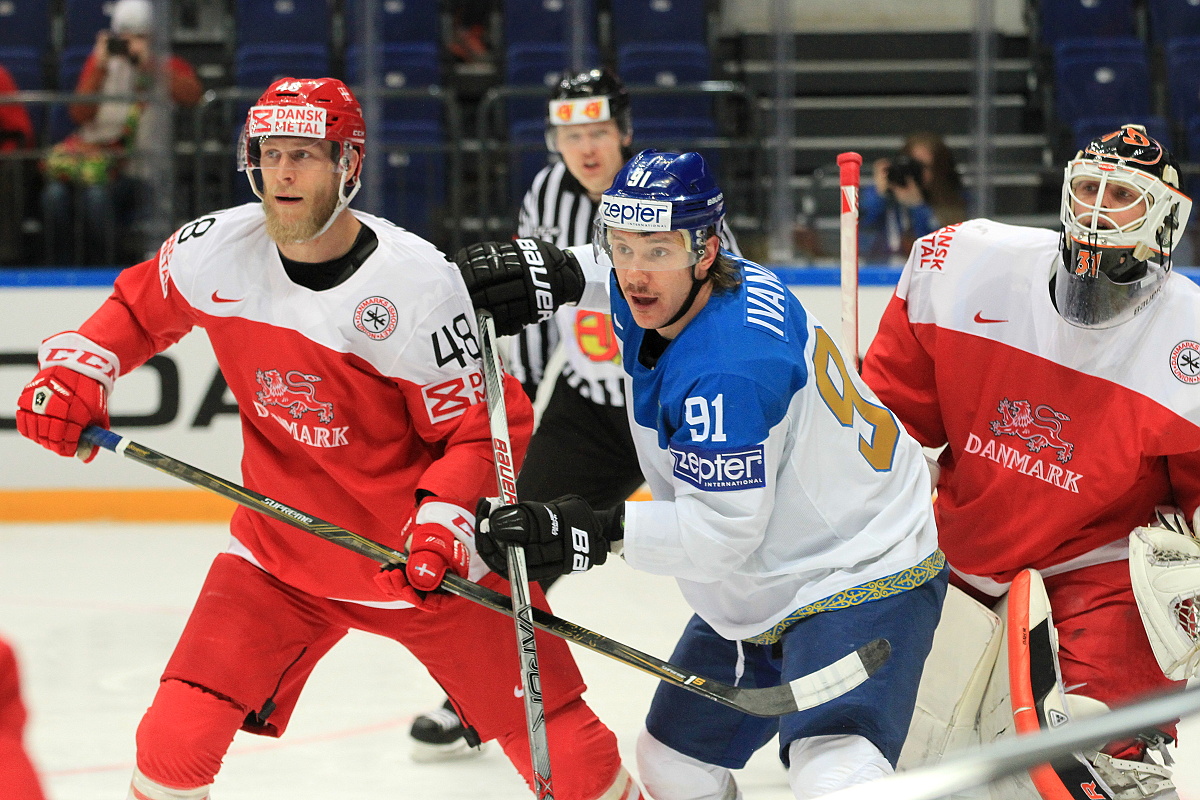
[375,499,476,612]
[17,366,110,463]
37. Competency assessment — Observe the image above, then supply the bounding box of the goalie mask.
[238,77,367,242]
[1057,124,1192,329]
[545,68,632,153]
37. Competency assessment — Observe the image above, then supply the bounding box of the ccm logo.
[515,239,554,322]
[670,444,767,492]
[43,347,117,382]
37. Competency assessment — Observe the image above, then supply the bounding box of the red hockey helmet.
[240,77,367,191]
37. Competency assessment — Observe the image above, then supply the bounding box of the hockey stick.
[820,684,1200,800]
[476,308,553,800]
[837,152,862,371]
[79,425,889,717]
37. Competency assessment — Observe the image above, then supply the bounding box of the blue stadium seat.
[1052,38,1151,126]
[1038,0,1137,49]
[344,0,441,46]
[1148,0,1200,45]
[503,0,596,48]
[234,44,331,88]
[504,42,599,135]
[378,120,444,239]
[345,42,442,125]
[609,0,707,47]
[1165,38,1200,128]
[48,46,94,143]
[235,0,331,47]
[0,47,44,90]
[0,0,51,52]
[63,0,115,50]
[1070,115,1171,152]
[618,42,713,123]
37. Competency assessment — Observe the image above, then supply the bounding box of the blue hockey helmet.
[594,149,725,268]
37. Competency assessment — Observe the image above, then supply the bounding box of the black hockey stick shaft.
[79,425,888,718]
[476,309,553,800]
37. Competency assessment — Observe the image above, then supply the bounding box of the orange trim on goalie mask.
[1085,130,1162,166]
[1075,249,1099,277]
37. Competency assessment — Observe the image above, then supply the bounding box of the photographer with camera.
[860,131,966,263]
[40,0,201,264]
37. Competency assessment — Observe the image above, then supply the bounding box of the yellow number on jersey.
[813,327,899,471]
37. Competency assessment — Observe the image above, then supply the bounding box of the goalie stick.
[477,308,553,800]
[819,684,1200,800]
[79,425,888,718]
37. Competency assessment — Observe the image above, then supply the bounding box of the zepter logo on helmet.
[1056,124,1194,329]
[545,68,632,153]
[594,149,725,271]
[238,77,367,240]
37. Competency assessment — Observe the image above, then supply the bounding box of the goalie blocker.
[903,565,1178,800]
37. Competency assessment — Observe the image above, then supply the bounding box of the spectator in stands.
[0,62,36,264]
[40,0,201,264]
[448,0,493,63]
[860,131,966,263]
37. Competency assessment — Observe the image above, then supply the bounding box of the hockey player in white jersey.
[13,77,640,800]
[462,149,948,800]
[861,124,1198,799]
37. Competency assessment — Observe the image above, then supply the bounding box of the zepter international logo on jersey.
[1171,340,1200,384]
[354,296,398,340]
[669,442,767,492]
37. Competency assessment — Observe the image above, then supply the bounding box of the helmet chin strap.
[659,259,708,330]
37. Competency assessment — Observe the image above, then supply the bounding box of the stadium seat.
[0,0,50,52]
[234,44,331,89]
[1165,38,1200,129]
[378,121,445,240]
[1052,38,1151,127]
[503,0,597,48]
[0,47,44,91]
[504,41,599,136]
[47,46,94,143]
[345,42,443,126]
[1148,0,1200,45]
[235,0,331,47]
[618,41,714,123]
[609,0,708,48]
[1038,0,1137,49]
[62,0,115,50]
[344,0,441,46]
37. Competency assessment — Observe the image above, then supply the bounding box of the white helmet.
[1056,124,1192,329]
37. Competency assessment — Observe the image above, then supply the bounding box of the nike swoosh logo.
[973,311,1007,324]
[514,686,524,698]
[211,290,243,304]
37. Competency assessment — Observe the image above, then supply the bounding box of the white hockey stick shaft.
[477,309,554,800]
[837,152,862,371]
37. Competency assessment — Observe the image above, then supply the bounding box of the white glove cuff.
[413,499,477,548]
[38,332,120,395]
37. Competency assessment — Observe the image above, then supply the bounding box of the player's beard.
[263,182,341,244]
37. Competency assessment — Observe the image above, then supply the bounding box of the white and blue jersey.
[574,247,943,643]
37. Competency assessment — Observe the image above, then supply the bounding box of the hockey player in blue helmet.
[458,149,948,800]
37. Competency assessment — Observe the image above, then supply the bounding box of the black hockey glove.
[454,239,585,336]
[475,495,623,581]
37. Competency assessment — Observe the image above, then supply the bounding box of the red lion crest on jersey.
[989,398,1074,463]
[255,369,335,424]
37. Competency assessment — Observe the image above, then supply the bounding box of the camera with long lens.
[106,35,130,57]
[886,154,924,189]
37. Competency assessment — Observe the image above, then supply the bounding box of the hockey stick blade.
[820,683,1200,800]
[80,426,887,717]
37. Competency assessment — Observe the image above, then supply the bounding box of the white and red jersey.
[70,204,532,602]
[863,219,1200,587]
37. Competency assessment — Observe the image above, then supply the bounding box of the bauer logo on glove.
[475,495,623,581]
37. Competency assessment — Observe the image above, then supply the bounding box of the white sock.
[635,728,740,800]
[127,768,212,800]
[787,734,891,799]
